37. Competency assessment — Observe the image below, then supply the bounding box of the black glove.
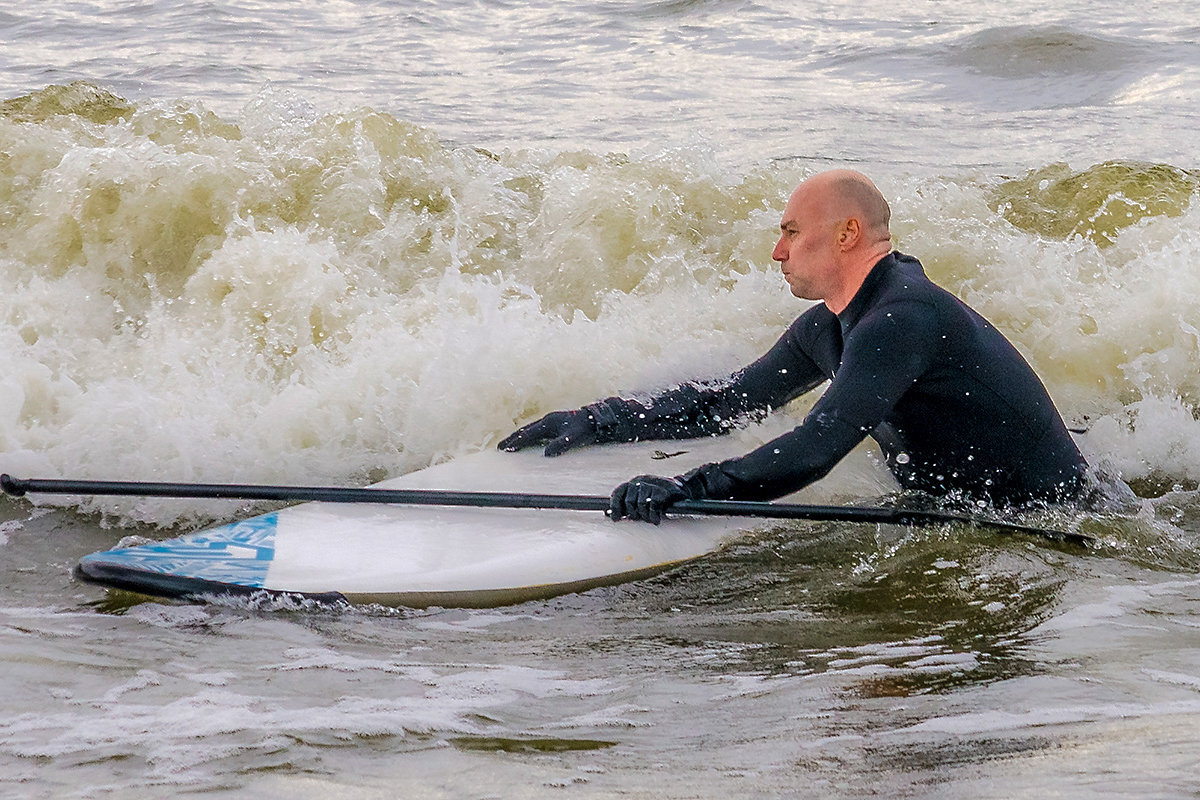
[498,409,599,457]
[609,475,692,525]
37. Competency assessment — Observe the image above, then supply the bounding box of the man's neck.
[823,246,893,314]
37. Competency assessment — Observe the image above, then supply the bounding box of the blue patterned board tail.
[79,513,279,587]
[74,513,345,604]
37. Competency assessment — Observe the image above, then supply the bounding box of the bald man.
[500,170,1089,523]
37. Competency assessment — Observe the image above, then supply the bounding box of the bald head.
[773,169,895,313]
[796,169,891,237]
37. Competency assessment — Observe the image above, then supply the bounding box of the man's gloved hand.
[497,410,599,457]
[609,475,691,525]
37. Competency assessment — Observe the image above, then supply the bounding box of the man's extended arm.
[498,321,828,456]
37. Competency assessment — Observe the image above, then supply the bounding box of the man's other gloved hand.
[609,475,691,525]
[497,410,598,457]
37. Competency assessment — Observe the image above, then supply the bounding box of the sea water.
[3,1,1200,797]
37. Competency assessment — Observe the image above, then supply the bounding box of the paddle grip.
[1,474,27,497]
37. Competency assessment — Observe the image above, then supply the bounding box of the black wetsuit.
[586,252,1088,507]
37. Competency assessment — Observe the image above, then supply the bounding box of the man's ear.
[837,217,861,249]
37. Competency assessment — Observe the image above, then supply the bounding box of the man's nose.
[772,237,787,262]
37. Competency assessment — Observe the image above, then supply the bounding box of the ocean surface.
[4,1,1200,797]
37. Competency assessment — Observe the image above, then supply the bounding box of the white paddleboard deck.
[75,439,760,607]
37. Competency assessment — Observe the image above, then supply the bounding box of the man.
[499,170,1089,523]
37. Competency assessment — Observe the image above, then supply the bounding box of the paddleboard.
[74,438,758,608]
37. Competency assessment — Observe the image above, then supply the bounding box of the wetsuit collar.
[836,251,901,332]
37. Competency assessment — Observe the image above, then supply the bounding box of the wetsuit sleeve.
[585,323,828,443]
[680,299,941,501]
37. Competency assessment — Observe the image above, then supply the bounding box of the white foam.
[1030,576,1200,636]
[894,699,1200,737]
[1143,668,1200,691]
[2,96,1199,530]
[0,658,620,781]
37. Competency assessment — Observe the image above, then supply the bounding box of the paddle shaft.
[0,473,1089,545]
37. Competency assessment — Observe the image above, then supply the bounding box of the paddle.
[0,473,1090,546]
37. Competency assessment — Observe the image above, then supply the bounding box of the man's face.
[772,187,838,301]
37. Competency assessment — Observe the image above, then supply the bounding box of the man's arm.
[500,316,829,456]
[585,332,827,443]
